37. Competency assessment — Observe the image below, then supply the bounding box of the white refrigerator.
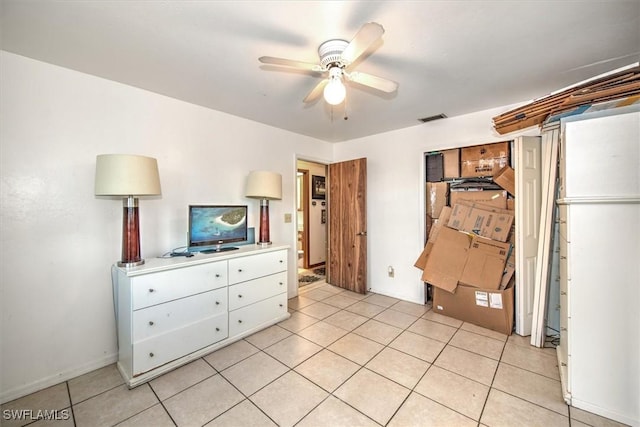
[556,106,639,426]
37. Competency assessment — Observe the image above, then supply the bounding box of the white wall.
[333,110,538,304]
[0,51,332,403]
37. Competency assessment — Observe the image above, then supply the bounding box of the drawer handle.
[238,269,243,272]
[215,274,221,278]
[560,291,567,295]
[560,256,567,260]
[279,260,283,263]
[149,352,154,358]
[238,319,243,323]
[238,294,243,298]
[148,288,155,293]
[215,301,220,305]
[216,327,220,332]
[279,282,283,286]
[148,321,154,326]
[279,304,283,307]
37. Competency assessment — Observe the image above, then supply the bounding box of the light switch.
[284,213,292,223]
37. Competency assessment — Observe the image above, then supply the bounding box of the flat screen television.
[188,205,248,253]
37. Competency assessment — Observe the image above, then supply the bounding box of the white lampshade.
[245,171,282,200]
[95,154,161,196]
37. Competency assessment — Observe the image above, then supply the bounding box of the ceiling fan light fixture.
[318,39,349,69]
[324,78,346,105]
[323,67,346,105]
[259,22,395,106]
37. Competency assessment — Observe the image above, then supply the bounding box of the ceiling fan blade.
[303,79,328,103]
[340,22,384,65]
[348,71,398,93]
[259,56,322,72]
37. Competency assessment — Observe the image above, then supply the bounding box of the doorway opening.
[296,160,328,289]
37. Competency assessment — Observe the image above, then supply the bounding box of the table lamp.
[95,154,161,267]
[245,171,282,246]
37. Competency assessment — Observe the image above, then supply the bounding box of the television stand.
[201,246,239,254]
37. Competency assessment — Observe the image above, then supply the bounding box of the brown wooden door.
[327,158,367,293]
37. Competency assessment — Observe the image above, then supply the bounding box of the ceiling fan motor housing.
[318,39,349,69]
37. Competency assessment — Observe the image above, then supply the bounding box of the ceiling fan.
[258,22,398,106]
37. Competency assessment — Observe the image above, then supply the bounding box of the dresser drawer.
[131,261,227,309]
[229,293,288,336]
[132,287,227,342]
[133,313,228,375]
[228,250,287,284]
[228,272,287,311]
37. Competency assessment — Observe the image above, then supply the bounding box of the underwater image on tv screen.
[190,206,247,245]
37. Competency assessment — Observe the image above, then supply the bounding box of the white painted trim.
[0,353,118,404]
[557,196,640,204]
[530,129,559,345]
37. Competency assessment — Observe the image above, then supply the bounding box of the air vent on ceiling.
[418,113,447,123]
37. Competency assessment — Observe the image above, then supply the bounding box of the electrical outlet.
[284,213,292,223]
[388,266,394,278]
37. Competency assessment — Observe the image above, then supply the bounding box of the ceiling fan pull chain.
[344,98,349,121]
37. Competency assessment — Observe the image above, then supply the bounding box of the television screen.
[188,205,248,250]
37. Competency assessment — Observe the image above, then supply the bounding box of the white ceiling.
[2,1,639,142]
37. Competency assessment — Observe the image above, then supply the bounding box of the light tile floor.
[1,282,629,427]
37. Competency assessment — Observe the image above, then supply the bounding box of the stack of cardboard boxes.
[417,142,516,335]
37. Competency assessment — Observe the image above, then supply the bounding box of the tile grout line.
[206,349,286,426]
[290,291,412,425]
[394,309,483,425]
[294,291,485,425]
[319,291,574,424]
[476,331,510,425]
[133,383,178,427]
[65,381,77,427]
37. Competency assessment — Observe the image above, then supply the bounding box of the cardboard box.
[449,189,507,209]
[459,235,510,289]
[443,149,460,179]
[506,198,515,211]
[448,202,514,242]
[500,251,515,290]
[493,165,515,196]
[426,153,444,182]
[414,243,430,271]
[421,226,472,292]
[415,207,452,270]
[426,182,449,220]
[433,280,514,335]
[461,142,510,177]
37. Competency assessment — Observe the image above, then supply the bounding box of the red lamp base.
[118,196,145,268]
[257,199,272,246]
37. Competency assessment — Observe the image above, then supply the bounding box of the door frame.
[297,168,310,269]
[294,155,330,295]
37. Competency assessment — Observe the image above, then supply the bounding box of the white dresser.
[114,244,289,387]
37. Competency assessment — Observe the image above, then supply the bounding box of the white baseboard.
[0,353,118,405]
[368,286,425,305]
